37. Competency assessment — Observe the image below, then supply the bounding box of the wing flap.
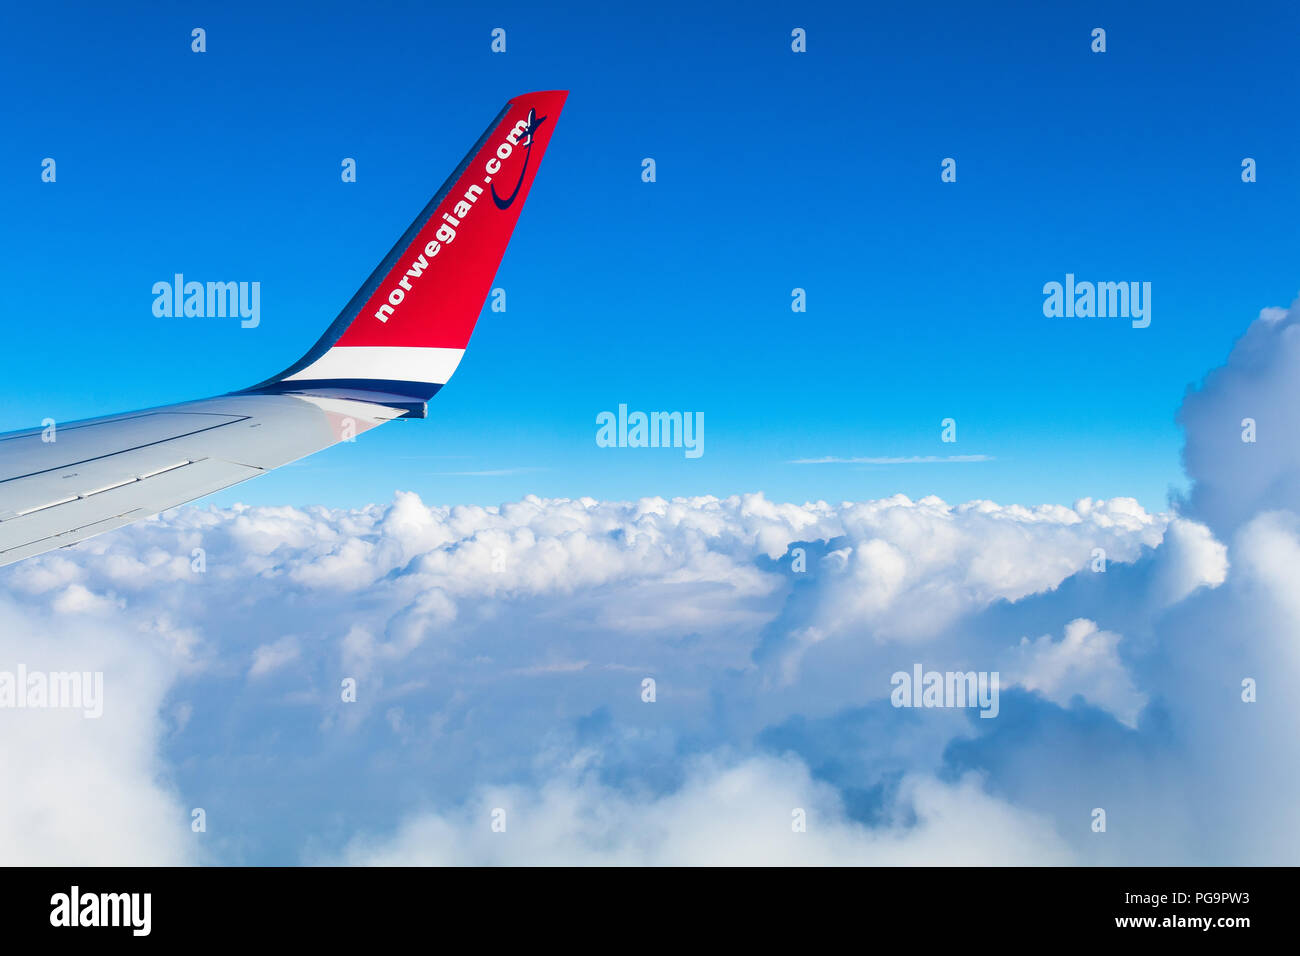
[0,392,408,567]
[0,411,248,483]
[0,456,264,563]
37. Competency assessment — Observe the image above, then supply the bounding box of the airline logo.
[368,103,554,333]
[491,108,547,209]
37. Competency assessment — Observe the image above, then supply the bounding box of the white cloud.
[249,636,302,679]
[1006,619,1146,727]
[334,755,1073,866]
[1148,517,1228,608]
[0,596,195,864]
[1180,296,1300,535]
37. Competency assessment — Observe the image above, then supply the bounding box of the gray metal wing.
[0,393,407,567]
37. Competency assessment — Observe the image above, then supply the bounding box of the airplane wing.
[0,90,567,569]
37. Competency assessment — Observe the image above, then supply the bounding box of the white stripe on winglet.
[284,346,465,385]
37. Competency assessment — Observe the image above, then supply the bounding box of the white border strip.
[285,346,465,385]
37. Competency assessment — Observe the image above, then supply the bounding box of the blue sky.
[2,0,1297,511]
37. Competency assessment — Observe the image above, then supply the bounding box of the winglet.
[241,90,568,406]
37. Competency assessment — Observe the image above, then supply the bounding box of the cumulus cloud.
[1005,619,1145,727]
[0,596,195,864]
[1180,297,1300,535]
